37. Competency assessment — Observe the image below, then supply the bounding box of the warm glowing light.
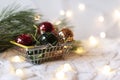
[55,71,66,80]
[16,69,24,77]
[100,32,106,38]
[78,3,86,11]
[63,63,72,72]
[101,65,112,75]
[60,10,65,16]
[75,47,85,55]
[55,20,61,25]
[114,10,120,20]
[64,46,68,49]
[34,15,41,21]
[66,10,73,18]
[55,63,76,80]
[89,36,98,47]
[11,56,24,62]
[57,63,72,72]
[98,16,104,22]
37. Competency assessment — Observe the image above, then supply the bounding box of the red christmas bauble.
[16,34,33,46]
[38,21,54,34]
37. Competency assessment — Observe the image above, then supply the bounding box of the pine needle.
[0,5,38,51]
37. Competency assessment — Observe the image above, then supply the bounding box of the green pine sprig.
[0,5,40,52]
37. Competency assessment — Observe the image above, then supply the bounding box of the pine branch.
[0,5,39,51]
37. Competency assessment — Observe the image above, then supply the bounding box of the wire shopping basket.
[10,41,72,64]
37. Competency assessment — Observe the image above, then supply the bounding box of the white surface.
[1,39,120,80]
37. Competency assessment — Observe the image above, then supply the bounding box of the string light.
[114,9,120,20]
[55,63,73,80]
[98,16,104,22]
[89,36,98,47]
[66,10,73,18]
[63,63,72,72]
[78,3,86,11]
[100,32,106,38]
[16,69,24,78]
[101,65,113,75]
[60,10,65,16]
[11,56,25,62]
[34,15,41,21]
[75,47,85,55]
[57,63,73,72]
[55,71,66,80]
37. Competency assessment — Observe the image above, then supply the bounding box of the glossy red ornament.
[16,34,33,46]
[38,21,54,34]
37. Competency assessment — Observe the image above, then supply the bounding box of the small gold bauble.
[59,28,73,42]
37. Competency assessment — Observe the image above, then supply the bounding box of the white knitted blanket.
[0,39,120,80]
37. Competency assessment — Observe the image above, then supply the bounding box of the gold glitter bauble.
[59,28,73,42]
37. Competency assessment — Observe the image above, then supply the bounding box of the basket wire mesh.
[14,42,72,64]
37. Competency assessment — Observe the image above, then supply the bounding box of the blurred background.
[1,0,120,40]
